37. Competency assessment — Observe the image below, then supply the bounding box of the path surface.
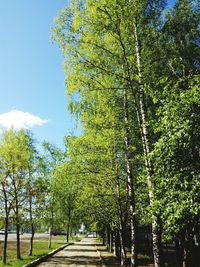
[37,237,102,267]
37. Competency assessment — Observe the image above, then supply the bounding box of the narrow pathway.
[37,237,102,267]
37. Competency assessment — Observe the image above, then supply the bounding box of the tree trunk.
[16,222,21,259]
[29,194,35,256]
[106,225,110,251]
[48,205,54,249]
[133,20,163,267]
[66,223,70,243]
[109,230,113,253]
[115,230,121,258]
[102,231,106,246]
[2,185,9,265]
[119,227,126,266]
[3,216,9,264]
[124,87,138,267]
[48,227,52,249]
[152,219,162,267]
[29,223,35,256]
[116,175,127,265]
[15,197,21,260]
[113,231,117,256]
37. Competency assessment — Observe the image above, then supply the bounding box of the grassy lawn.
[0,235,78,267]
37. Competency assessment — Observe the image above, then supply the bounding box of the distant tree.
[42,142,64,248]
[25,155,47,256]
[0,129,36,260]
[52,161,81,242]
[0,156,13,264]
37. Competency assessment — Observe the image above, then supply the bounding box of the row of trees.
[1,1,199,266]
[0,130,82,264]
[0,129,41,263]
[53,0,200,267]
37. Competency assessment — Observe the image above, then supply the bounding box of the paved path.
[37,237,102,267]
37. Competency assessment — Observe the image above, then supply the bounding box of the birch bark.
[133,20,163,267]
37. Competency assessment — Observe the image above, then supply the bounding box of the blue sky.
[0,0,73,148]
[0,0,175,149]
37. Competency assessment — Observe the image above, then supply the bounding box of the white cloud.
[0,110,48,130]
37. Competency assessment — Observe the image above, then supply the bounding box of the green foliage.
[52,160,81,230]
[151,75,200,240]
[53,1,200,265]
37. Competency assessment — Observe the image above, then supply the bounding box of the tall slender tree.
[53,1,200,266]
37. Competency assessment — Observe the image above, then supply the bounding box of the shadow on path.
[37,237,102,267]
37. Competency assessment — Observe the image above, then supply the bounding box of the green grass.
[0,240,65,267]
[0,234,83,267]
[50,234,82,242]
[95,237,103,243]
[69,235,82,241]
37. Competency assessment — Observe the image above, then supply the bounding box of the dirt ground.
[0,240,29,255]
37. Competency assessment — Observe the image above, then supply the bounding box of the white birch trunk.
[124,87,138,267]
[133,20,163,267]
